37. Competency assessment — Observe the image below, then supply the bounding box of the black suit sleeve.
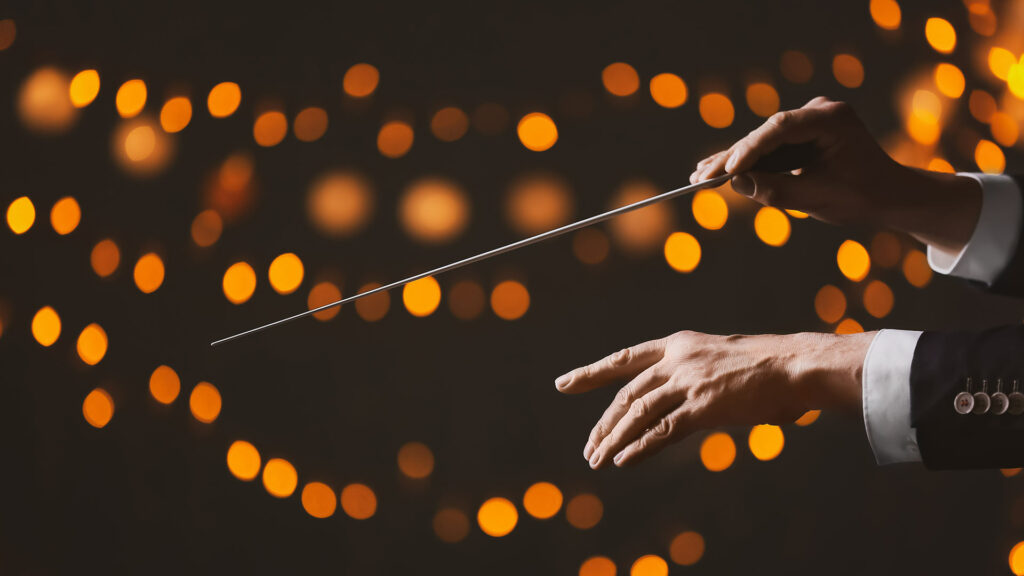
[985,175,1024,297]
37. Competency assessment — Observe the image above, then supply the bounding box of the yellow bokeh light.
[18,67,76,134]
[0,19,14,50]
[566,493,603,530]
[478,497,518,536]
[133,252,165,294]
[927,157,954,173]
[190,209,223,247]
[517,112,558,151]
[925,17,955,54]
[431,107,469,142]
[307,171,374,238]
[869,0,901,30]
[523,481,563,520]
[670,531,705,566]
[969,90,996,123]
[780,50,813,83]
[906,112,939,146]
[692,189,728,230]
[31,306,61,347]
[355,282,390,322]
[262,458,297,498]
[449,280,485,320]
[989,47,1015,81]
[434,508,470,543]
[975,139,1005,174]
[990,112,1019,147]
[377,120,414,158]
[253,110,288,146]
[227,440,261,481]
[699,93,734,128]
[125,125,156,162]
[745,82,780,117]
[837,240,870,281]
[663,232,701,273]
[340,483,377,519]
[190,382,222,424]
[630,555,668,576]
[795,410,821,426]
[116,79,147,118]
[1010,541,1024,575]
[913,89,941,121]
[301,482,338,519]
[115,117,173,175]
[1003,468,1022,478]
[835,318,864,334]
[490,280,530,320]
[573,229,610,265]
[397,441,435,479]
[268,252,304,295]
[223,262,257,304]
[832,54,864,88]
[403,276,442,317]
[400,178,469,243]
[968,2,997,36]
[902,249,932,288]
[343,63,379,98]
[1007,64,1024,99]
[91,239,120,277]
[83,388,114,429]
[149,365,180,405]
[207,82,241,118]
[863,280,894,318]
[50,196,81,235]
[933,63,964,98]
[506,173,573,235]
[7,196,35,234]
[700,432,735,472]
[602,62,640,96]
[76,323,108,366]
[580,556,617,576]
[649,73,687,108]
[748,424,784,460]
[294,107,328,142]
[814,284,846,324]
[307,281,342,321]
[608,180,673,254]
[159,97,192,133]
[754,206,790,246]
[69,69,100,108]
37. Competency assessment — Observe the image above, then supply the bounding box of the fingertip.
[554,373,573,391]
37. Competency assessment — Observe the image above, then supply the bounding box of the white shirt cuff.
[926,173,1022,285]
[862,329,922,465]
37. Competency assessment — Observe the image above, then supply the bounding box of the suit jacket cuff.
[862,329,923,464]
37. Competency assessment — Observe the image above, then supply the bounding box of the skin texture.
[557,97,984,469]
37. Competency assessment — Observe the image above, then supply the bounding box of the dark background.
[2,0,1024,574]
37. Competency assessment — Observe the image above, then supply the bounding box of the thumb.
[731,171,821,211]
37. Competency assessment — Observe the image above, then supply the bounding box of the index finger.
[555,338,665,394]
[723,99,842,175]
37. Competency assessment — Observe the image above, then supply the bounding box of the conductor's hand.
[555,330,874,469]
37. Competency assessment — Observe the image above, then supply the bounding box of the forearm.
[785,331,877,416]
[881,167,983,254]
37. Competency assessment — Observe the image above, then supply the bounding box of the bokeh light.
[523,482,563,519]
[50,196,81,235]
[692,189,728,230]
[83,388,114,429]
[403,276,442,317]
[262,458,298,498]
[566,493,603,530]
[76,323,108,366]
[663,232,701,273]
[253,110,288,146]
[835,318,864,334]
[869,0,901,30]
[991,112,1019,147]
[902,249,932,288]
[433,508,470,543]
[745,82,780,117]
[795,410,821,426]
[1011,541,1024,576]
[933,63,964,98]
[343,63,379,98]
[91,239,120,277]
[837,240,870,281]
[506,173,573,235]
[448,279,486,320]
[670,531,705,566]
[969,89,996,123]
[975,139,1005,173]
[431,106,470,142]
[608,180,673,254]
[602,62,640,96]
[340,483,377,519]
[294,106,328,142]
[754,206,790,246]
[31,306,61,347]
[700,432,736,472]
[0,19,14,50]
[478,497,519,536]
[814,284,846,324]
[114,117,174,175]
[780,50,813,83]
[189,382,222,424]
[397,442,435,479]
[307,281,342,321]
[268,252,304,295]
[301,482,338,519]
[307,170,374,237]
[630,555,668,576]
[377,120,414,158]
[649,73,687,108]
[159,97,192,133]
[7,196,35,234]
[227,440,261,481]
[573,229,610,265]
[490,280,530,320]
[116,79,147,118]
[69,69,100,107]
[191,209,223,247]
[18,67,76,133]
[399,178,469,243]
[832,54,864,88]
[517,112,558,151]
[207,82,241,118]
[990,47,1015,81]
[924,17,956,54]
[223,262,257,304]
[863,280,894,318]
[580,556,617,576]
[149,365,181,405]
[748,424,785,461]
[698,93,734,128]
[133,252,165,294]
[355,282,390,322]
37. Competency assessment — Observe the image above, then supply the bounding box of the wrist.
[880,166,982,253]
[785,331,876,415]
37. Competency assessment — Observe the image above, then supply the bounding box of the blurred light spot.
[913,89,942,120]
[566,493,603,530]
[649,73,687,108]
[116,79,147,118]
[50,197,80,235]
[294,107,328,142]
[134,252,165,293]
[835,318,864,334]
[902,249,932,287]
[991,112,1019,147]
[340,483,377,519]
[970,89,997,123]
[1009,64,1024,99]
[630,555,668,576]
[832,54,864,88]
[700,432,735,472]
[491,280,530,320]
[933,63,964,98]
[602,62,639,96]
[307,281,342,321]
[302,482,337,519]
[0,19,14,50]
[91,239,120,277]
[403,276,442,317]
[795,410,821,426]
[262,458,298,498]
[343,63,379,98]
[115,117,173,175]
[863,280,894,318]
[670,531,705,566]
[1003,468,1022,478]
[663,232,701,273]
[989,47,1015,81]
[397,441,434,479]
[189,382,221,423]
[69,69,100,107]
[308,171,374,237]
[870,231,901,268]
[159,97,192,133]
[869,0,901,29]
[780,50,813,83]
[745,83,780,117]
[968,2,996,36]
[1011,541,1024,575]
[754,206,790,246]
[190,209,223,247]
[377,120,414,158]
[227,440,261,481]
[207,82,241,118]
[786,209,809,219]
[149,365,180,405]
[975,139,1005,173]
[434,508,470,543]
[925,17,956,54]
[125,125,156,161]
[692,189,728,230]
[608,180,674,254]
[748,424,784,460]
[927,157,954,173]
[431,106,469,142]
[223,261,257,304]
[83,388,114,428]
[449,280,485,320]
[814,285,846,324]
[76,323,108,366]
[7,196,35,234]
[400,178,469,243]
[699,93,734,128]
[355,282,390,321]
[523,481,562,519]
[18,67,76,133]
[580,556,617,576]
[506,173,573,234]
[217,152,254,199]
[907,112,939,145]
[517,112,558,151]
[31,306,61,346]
[574,229,610,265]
[837,240,870,281]
[268,252,304,295]
[253,110,287,146]
[478,497,518,536]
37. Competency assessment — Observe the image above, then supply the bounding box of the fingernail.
[555,374,571,389]
[725,153,738,173]
[613,452,624,466]
[732,174,754,196]
[583,442,594,461]
[589,451,600,469]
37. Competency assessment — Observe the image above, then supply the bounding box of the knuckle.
[653,417,673,439]
[614,386,634,409]
[610,347,632,368]
[589,421,607,443]
[767,110,793,129]
[629,397,648,419]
